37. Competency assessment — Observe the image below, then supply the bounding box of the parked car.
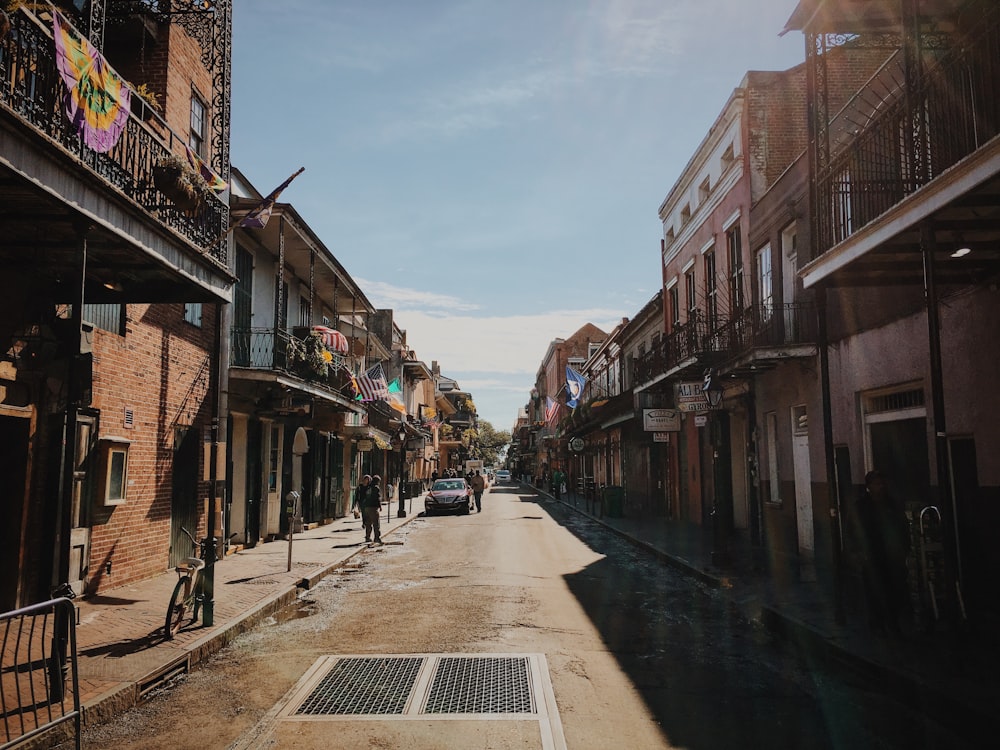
[425,478,472,515]
[495,470,511,483]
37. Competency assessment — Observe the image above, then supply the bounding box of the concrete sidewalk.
[532,483,1000,739]
[71,504,419,726]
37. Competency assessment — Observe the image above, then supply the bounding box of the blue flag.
[565,366,586,408]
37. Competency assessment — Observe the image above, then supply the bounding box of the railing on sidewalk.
[1,597,81,750]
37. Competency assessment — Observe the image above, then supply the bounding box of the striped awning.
[312,325,349,353]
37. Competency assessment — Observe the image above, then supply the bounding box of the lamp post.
[397,425,408,518]
[703,370,730,567]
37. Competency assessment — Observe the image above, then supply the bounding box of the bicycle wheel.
[165,577,190,639]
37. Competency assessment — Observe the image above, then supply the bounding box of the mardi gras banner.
[53,12,131,153]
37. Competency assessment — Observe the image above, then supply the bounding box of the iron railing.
[0,8,228,263]
[1,597,80,750]
[719,302,817,353]
[633,304,817,387]
[816,8,1000,255]
[229,327,354,393]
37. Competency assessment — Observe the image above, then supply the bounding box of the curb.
[80,512,422,727]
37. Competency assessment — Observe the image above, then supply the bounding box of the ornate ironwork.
[812,5,1000,255]
[0,9,228,259]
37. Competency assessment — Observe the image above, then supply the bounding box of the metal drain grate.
[295,656,423,715]
[424,656,534,714]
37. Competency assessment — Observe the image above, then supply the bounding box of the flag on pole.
[355,362,389,401]
[237,167,305,229]
[565,366,587,408]
[545,396,560,425]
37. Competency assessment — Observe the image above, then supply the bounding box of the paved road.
[76,485,974,750]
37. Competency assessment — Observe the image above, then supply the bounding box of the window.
[757,243,773,319]
[680,203,691,225]
[268,425,280,491]
[99,438,130,506]
[698,176,711,204]
[668,286,680,329]
[685,270,697,319]
[183,302,203,327]
[704,250,717,326]
[83,303,124,335]
[727,224,744,312]
[189,91,207,157]
[299,296,310,327]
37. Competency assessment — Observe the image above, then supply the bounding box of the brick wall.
[86,303,217,593]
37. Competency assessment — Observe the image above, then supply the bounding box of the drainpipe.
[921,226,960,593]
[817,287,845,624]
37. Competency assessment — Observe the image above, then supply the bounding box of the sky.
[229,0,806,432]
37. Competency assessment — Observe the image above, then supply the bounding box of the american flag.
[356,362,389,401]
[545,396,560,424]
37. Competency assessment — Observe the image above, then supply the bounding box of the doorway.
[170,426,201,568]
[791,405,814,558]
[0,411,31,609]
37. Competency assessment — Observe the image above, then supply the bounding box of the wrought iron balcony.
[815,9,1000,257]
[633,304,817,388]
[230,328,354,395]
[0,8,228,263]
[717,302,817,356]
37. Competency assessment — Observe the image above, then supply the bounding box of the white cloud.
[357,277,633,428]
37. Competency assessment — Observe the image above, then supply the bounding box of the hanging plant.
[287,332,332,378]
[152,154,212,214]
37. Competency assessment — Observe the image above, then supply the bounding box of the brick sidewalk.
[71,509,417,725]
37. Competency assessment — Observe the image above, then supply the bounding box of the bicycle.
[164,526,208,639]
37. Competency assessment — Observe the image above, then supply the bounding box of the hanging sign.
[676,381,709,412]
[357,439,374,452]
[643,408,680,432]
[652,432,670,443]
[569,437,585,452]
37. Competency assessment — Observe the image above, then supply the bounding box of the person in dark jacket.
[852,470,911,637]
[352,474,370,518]
[363,474,383,545]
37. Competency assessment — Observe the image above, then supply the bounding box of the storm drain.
[248,654,566,750]
[295,656,423,715]
[424,656,534,714]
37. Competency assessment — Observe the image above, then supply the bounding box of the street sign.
[643,408,680,432]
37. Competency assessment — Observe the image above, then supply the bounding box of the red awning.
[312,325,349,353]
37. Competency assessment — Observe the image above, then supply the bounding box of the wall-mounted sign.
[676,381,709,412]
[357,439,374,452]
[694,415,708,427]
[569,437,585,452]
[643,408,680,432]
[652,432,670,443]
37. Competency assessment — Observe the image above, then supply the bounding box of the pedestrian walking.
[351,474,370,519]
[471,470,486,512]
[850,470,911,637]
[363,474,383,544]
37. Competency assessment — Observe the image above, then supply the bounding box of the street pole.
[397,429,407,518]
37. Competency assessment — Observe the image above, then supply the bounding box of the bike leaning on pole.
[164,526,208,639]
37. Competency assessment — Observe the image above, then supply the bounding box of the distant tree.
[473,420,511,467]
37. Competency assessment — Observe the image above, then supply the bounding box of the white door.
[792,415,814,558]
[264,422,283,536]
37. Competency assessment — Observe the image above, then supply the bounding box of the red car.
[425,478,471,515]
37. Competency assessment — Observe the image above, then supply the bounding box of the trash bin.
[603,486,624,517]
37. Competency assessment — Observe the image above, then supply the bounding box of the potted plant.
[152,154,211,214]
